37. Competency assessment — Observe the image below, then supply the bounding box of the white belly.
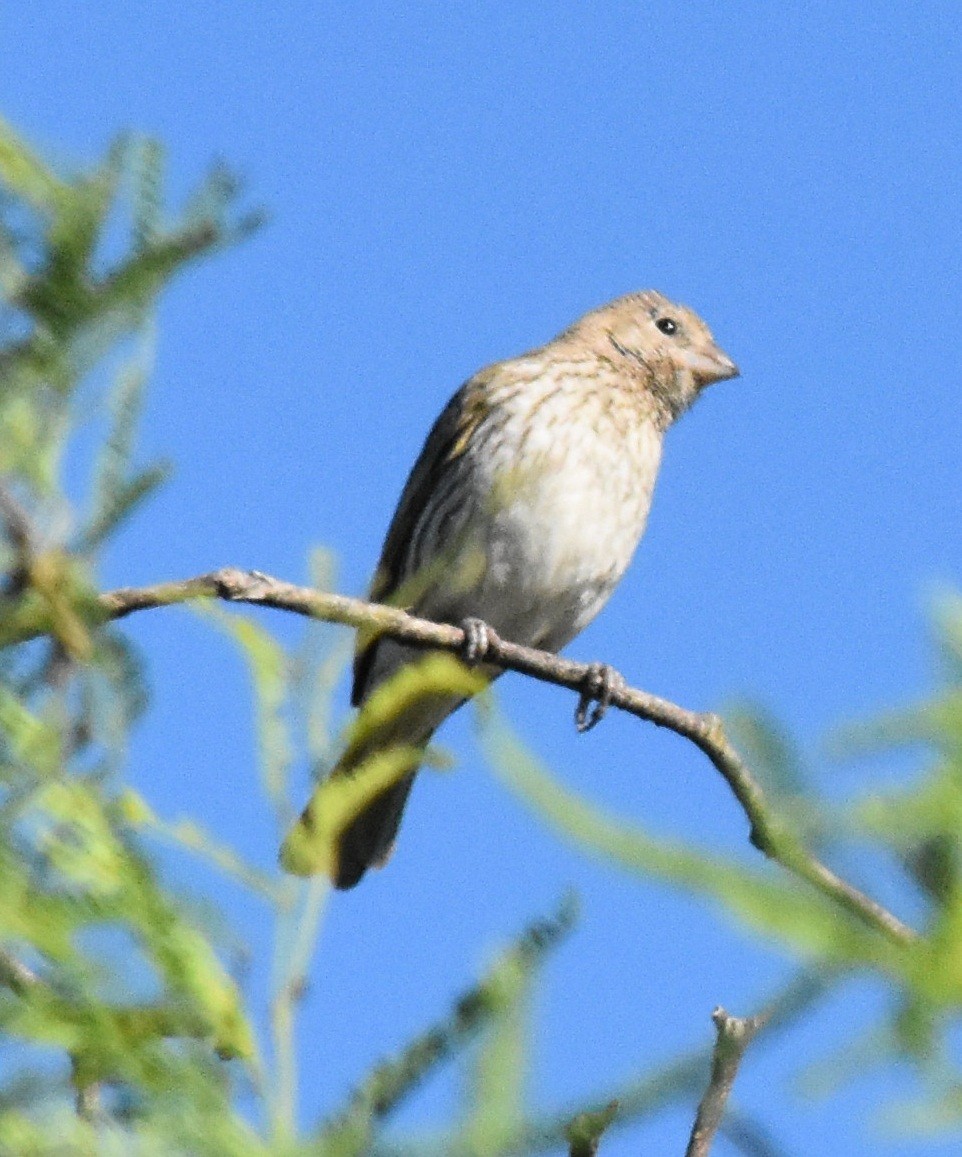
[451,410,663,649]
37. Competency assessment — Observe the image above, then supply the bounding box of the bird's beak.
[687,345,740,386]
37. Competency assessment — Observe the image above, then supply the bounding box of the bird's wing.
[351,372,490,706]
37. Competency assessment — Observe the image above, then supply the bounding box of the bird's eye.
[655,317,678,335]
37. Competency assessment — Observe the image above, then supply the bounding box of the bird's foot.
[459,617,492,666]
[575,662,626,733]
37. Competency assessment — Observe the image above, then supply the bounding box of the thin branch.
[269,875,328,1143]
[685,1006,769,1157]
[7,566,917,945]
[71,1056,102,1124]
[385,970,823,1156]
[0,480,36,596]
[0,482,35,555]
[0,945,39,995]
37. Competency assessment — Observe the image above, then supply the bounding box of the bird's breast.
[465,391,664,643]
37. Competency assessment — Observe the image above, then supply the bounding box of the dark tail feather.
[333,770,417,889]
[281,685,471,885]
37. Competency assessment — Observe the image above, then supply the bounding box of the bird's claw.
[460,617,491,666]
[575,662,625,733]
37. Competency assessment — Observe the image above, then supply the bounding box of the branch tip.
[685,1004,766,1157]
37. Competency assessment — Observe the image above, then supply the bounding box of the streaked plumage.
[282,290,738,887]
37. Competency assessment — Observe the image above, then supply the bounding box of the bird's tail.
[279,652,489,888]
[279,715,434,888]
[328,764,419,889]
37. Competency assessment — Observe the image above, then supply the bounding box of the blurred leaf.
[345,651,486,755]
[837,598,962,946]
[0,220,28,301]
[724,700,810,802]
[319,898,575,1152]
[461,944,529,1152]
[79,629,150,759]
[116,852,257,1062]
[0,687,62,777]
[0,120,273,1151]
[180,160,265,246]
[832,693,962,763]
[145,811,284,905]
[295,546,350,763]
[0,394,63,492]
[280,743,425,878]
[281,653,486,876]
[36,777,126,894]
[79,332,169,553]
[79,462,170,554]
[796,1023,895,1100]
[852,773,962,907]
[903,834,959,909]
[566,1101,618,1157]
[198,604,293,821]
[130,136,164,252]
[725,700,828,852]
[42,138,125,312]
[933,590,962,678]
[881,1085,962,1138]
[480,704,912,975]
[0,117,69,216]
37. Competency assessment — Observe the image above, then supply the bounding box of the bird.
[281,290,738,887]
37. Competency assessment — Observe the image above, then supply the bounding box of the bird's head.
[572,290,739,425]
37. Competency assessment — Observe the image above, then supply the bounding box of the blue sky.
[4,4,962,1153]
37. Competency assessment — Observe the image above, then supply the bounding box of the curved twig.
[8,566,917,945]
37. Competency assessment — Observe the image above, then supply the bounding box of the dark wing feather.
[351,375,488,705]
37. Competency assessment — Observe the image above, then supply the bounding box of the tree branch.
[685,1006,769,1157]
[7,566,917,945]
[0,946,39,995]
[468,969,824,1157]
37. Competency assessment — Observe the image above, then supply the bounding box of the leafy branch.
[15,564,915,949]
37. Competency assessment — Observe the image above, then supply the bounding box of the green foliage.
[3,114,962,1154]
[0,118,263,1154]
[481,607,962,1139]
[0,120,628,1155]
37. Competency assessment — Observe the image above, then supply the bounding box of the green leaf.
[198,604,293,819]
[114,854,257,1062]
[0,117,69,216]
[461,945,529,1151]
[45,136,125,293]
[35,778,126,895]
[145,812,284,905]
[281,653,487,876]
[79,462,171,553]
[130,137,164,252]
[279,743,425,878]
[345,651,487,756]
[0,688,64,778]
